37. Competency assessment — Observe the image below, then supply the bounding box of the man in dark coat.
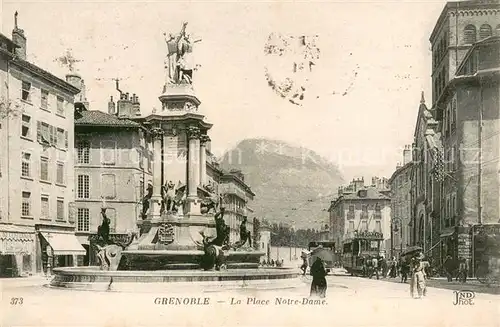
[310,258,328,298]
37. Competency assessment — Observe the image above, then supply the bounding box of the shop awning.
[440,230,455,237]
[40,232,86,256]
[0,224,35,255]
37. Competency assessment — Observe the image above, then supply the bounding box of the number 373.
[10,297,23,305]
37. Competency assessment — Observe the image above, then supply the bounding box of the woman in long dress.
[310,258,328,298]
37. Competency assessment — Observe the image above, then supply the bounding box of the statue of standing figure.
[163,22,201,85]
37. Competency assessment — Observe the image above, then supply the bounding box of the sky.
[1,0,447,183]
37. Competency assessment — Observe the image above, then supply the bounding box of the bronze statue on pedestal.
[93,208,135,271]
[163,22,201,85]
[141,183,153,219]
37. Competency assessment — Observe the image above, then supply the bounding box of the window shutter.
[51,125,57,145]
[64,131,68,149]
[37,121,42,142]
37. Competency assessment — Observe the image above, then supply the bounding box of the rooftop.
[342,187,391,201]
[75,110,141,128]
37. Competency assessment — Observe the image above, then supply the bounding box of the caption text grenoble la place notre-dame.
[154,297,327,305]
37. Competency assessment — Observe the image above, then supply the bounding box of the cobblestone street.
[1,274,498,327]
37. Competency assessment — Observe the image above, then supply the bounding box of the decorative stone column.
[149,127,164,220]
[186,126,201,214]
[199,134,210,187]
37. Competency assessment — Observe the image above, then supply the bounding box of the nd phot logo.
[453,290,475,305]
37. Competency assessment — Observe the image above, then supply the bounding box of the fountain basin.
[120,249,265,270]
[49,267,302,292]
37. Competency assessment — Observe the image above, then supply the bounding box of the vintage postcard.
[0,0,499,326]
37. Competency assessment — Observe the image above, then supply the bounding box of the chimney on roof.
[403,144,412,165]
[65,74,89,110]
[108,96,116,115]
[352,177,364,191]
[12,12,27,60]
[132,93,141,116]
[117,92,133,118]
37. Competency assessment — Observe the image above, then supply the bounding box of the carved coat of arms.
[158,223,175,244]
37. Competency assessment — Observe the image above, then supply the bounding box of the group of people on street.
[443,255,469,283]
[261,259,284,267]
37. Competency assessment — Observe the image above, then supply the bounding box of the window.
[464,25,476,44]
[41,89,49,109]
[361,204,368,218]
[21,114,31,138]
[56,96,64,115]
[37,122,51,145]
[100,140,116,165]
[41,195,49,219]
[40,156,49,181]
[139,180,144,200]
[21,81,31,102]
[101,174,116,199]
[57,198,64,221]
[21,152,31,177]
[56,128,65,148]
[375,221,382,233]
[361,221,368,231]
[77,140,90,164]
[479,24,492,40]
[451,99,457,129]
[452,144,458,170]
[77,175,90,199]
[374,203,381,218]
[21,192,31,216]
[77,208,90,232]
[348,221,355,231]
[56,162,64,184]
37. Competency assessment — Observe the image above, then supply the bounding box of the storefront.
[0,224,36,277]
[37,226,86,275]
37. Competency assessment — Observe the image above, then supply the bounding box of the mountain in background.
[220,138,345,229]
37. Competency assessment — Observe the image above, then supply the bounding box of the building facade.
[410,92,443,262]
[0,17,84,277]
[329,177,391,256]
[434,35,500,270]
[407,0,500,269]
[388,145,413,258]
[396,0,500,268]
[73,90,152,265]
[219,169,256,243]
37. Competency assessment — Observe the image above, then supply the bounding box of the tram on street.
[307,241,336,270]
[342,231,383,276]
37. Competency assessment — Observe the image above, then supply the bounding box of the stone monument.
[121,22,262,270]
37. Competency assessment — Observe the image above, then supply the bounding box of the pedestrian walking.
[389,257,398,278]
[310,258,328,298]
[400,258,409,283]
[410,252,427,299]
[370,256,379,280]
[300,256,308,276]
[457,258,468,283]
[380,256,388,278]
[443,255,454,282]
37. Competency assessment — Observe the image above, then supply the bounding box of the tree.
[0,97,21,119]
